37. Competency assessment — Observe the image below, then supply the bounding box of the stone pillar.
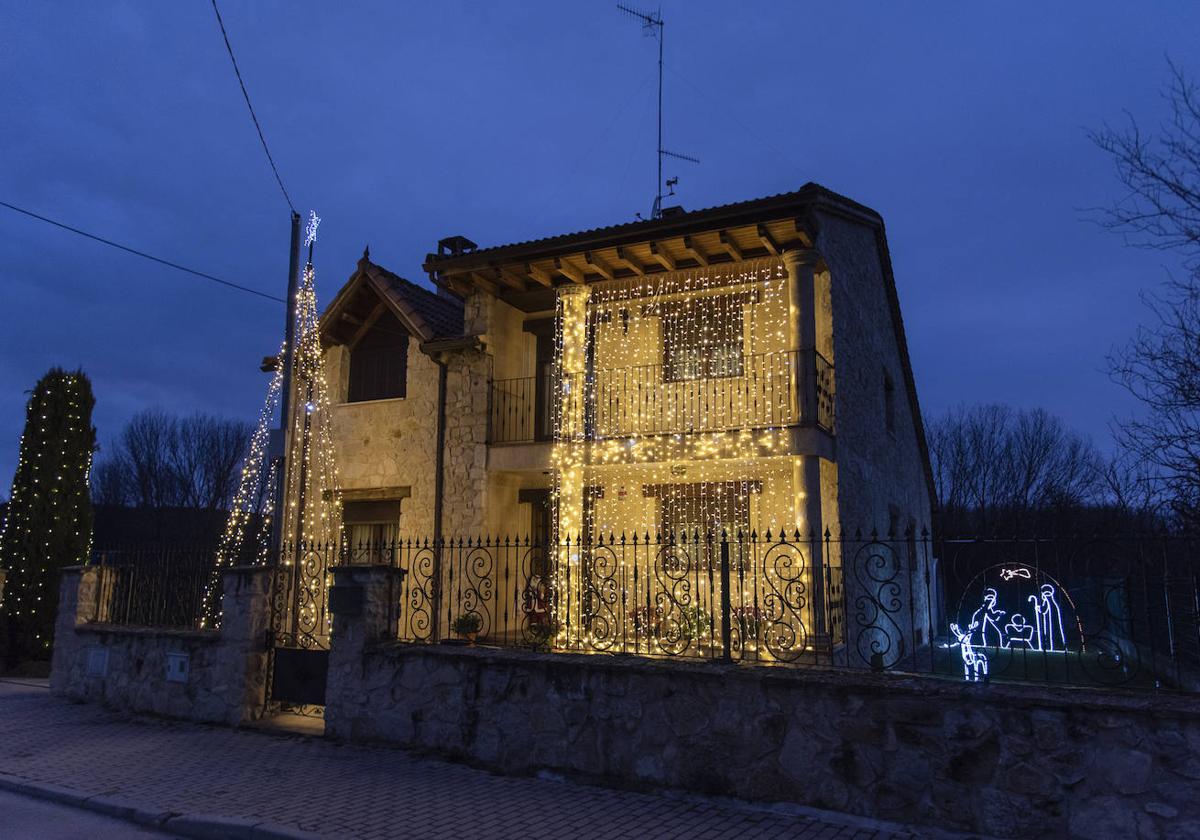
[211,565,273,724]
[49,565,114,695]
[782,249,822,426]
[784,249,829,645]
[553,284,590,646]
[324,564,406,737]
[800,455,828,640]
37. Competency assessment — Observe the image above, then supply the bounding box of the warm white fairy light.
[200,244,342,630]
[547,256,812,653]
[0,370,94,654]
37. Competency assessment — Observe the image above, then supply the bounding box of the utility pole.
[269,212,301,556]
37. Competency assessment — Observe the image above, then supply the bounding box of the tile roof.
[366,261,464,339]
[423,182,882,269]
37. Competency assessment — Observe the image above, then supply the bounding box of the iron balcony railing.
[488,349,834,444]
[489,371,555,444]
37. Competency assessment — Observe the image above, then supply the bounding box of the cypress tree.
[0,368,96,665]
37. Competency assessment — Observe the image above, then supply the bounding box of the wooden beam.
[526,263,554,288]
[347,301,387,347]
[718,230,743,263]
[614,246,646,276]
[584,251,614,281]
[340,311,365,326]
[554,257,585,284]
[491,266,526,292]
[445,276,474,297]
[649,241,676,272]
[757,224,781,255]
[467,271,499,295]
[681,235,710,266]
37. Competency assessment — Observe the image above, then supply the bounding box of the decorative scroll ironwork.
[760,534,811,662]
[91,530,1200,695]
[849,535,907,670]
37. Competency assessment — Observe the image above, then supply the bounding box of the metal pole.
[269,212,302,557]
[655,18,663,219]
[279,212,302,430]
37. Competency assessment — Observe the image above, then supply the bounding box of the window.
[343,499,401,563]
[348,316,408,402]
[884,370,896,433]
[662,296,744,382]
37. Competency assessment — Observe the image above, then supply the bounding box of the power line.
[0,199,285,304]
[211,0,296,215]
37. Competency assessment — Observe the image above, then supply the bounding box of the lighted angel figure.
[1030,583,1066,652]
[1004,613,1035,648]
[949,621,988,682]
[970,587,1007,648]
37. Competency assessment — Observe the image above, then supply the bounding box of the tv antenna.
[617,3,699,220]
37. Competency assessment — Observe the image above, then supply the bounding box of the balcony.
[488,349,834,445]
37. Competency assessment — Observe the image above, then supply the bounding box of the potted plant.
[452,612,483,645]
[527,618,561,653]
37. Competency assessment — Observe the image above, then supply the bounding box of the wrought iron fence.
[91,546,214,630]
[372,530,1200,692]
[88,531,1200,693]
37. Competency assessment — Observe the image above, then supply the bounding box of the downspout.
[433,358,448,545]
[432,357,448,641]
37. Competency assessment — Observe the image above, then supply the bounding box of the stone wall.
[49,565,271,725]
[322,572,1199,839]
[817,211,931,536]
[327,339,442,533]
[817,212,935,652]
[441,345,492,536]
[325,641,1200,838]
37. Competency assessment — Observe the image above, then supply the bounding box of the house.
[315,183,934,659]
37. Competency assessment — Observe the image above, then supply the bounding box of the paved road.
[0,788,180,839]
[0,680,910,840]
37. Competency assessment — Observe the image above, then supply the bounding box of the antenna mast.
[617,4,698,219]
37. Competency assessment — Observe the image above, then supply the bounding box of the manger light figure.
[1030,583,1066,652]
[949,622,988,682]
[1004,613,1036,648]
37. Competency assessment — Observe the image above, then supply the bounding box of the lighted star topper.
[304,210,321,247]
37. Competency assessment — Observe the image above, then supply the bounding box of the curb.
[0,773,328,840]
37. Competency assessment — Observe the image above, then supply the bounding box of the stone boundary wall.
[325,579,1200,839]
[49,565,271,726]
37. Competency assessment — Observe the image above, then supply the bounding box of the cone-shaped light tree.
[201,211,341,630]
[1,368,96,664]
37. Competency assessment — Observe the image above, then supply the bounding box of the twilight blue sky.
[2,1,1198,488]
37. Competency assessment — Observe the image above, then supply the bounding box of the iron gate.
[267,544,331,711]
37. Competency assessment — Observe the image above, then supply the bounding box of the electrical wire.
[0,199,285,304]
[211,0,296,215]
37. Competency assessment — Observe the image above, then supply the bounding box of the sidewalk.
[0,679,919,840]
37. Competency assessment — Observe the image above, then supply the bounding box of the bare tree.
[92,411,251,514]
[928,404,1106,533]
[1093,59,1200,526]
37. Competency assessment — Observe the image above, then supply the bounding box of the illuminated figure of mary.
[970,588,1007,648]
[1030,583,1066,652]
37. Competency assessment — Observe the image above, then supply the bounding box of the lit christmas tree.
[201,212,341,628]
[0,368,96,664]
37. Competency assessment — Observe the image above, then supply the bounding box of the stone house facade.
[321,184,931,540]
[313,183,935,652]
